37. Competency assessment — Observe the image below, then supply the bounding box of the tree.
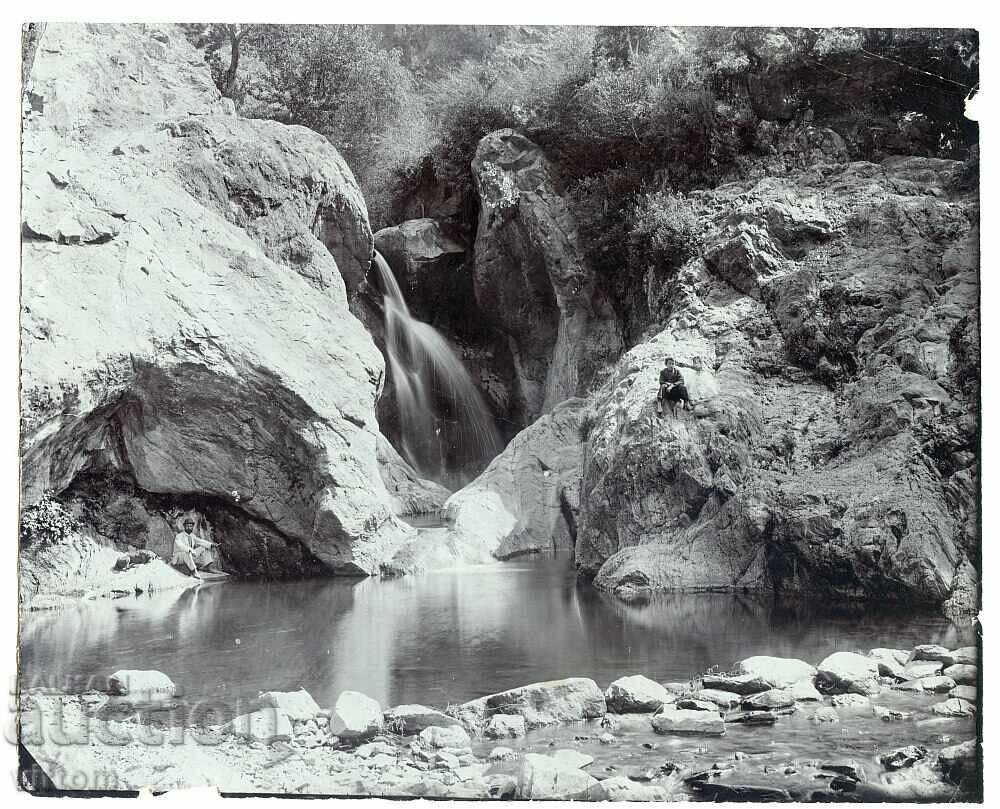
[180,23,257,98]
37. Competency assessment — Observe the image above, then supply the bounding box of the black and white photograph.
[15,13,983,801]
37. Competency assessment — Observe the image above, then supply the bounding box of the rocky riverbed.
[21,644,980,799]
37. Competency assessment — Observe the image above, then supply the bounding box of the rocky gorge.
[19,22,981,798]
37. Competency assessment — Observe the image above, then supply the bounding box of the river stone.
[817,652,881,695]
[676,697,721,712]
[384,704,464,735]
[820,761,867,782]
[902,660,944,680]
[328,691,383,740]
[942,664,977,685]
[930,698,976,718]
[908,645,954,666]
[695,689,743,709]
[550,749,594,770]
[604,675,674,713]
[450,677,606,731]
[484,714,526,739]
[700,672,771,696]
[107,670,176,701]
[651,707,726,736]
[516,753,599,800]
[737,656,816,688]
[420,724,472,749]
[894,679,926,693]
[742,688,796,711]
[810,707,840,723]
[785,680,824,701]
[229,707,293,743]
[919,675,956,693]
[831,693,870,708]
[868,649,907,679]
[949,685,977,702]
[588,776,673,801]
[949,646,977,666]
[690,781,792,801]
[938,739,977,782]
[259,689,321,722]
[488,746,517,762]
[881,745,927,771]
[873,706,911,721]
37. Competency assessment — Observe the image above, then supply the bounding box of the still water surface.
[20,558,975,709]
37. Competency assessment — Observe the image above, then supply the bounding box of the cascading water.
[373,251,501,486]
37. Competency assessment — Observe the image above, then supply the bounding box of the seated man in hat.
[656,356,692,417]
[171,517,219,578]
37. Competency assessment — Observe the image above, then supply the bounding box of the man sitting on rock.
[657,356,691,417]
[171,518,219,579]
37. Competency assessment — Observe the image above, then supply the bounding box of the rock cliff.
[20,23,413,576]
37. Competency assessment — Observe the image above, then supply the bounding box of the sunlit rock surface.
[20,23,412,577]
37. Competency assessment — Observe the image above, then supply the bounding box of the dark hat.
[183,517,195,526]
[664,356,674,363]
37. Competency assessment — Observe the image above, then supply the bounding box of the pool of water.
[20,557,976,711]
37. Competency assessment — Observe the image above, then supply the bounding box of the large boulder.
[817,652,881,696]
[604,675,675,713]
[472,129,621,423]
[20,24,412,577]
[383,704,464,736]
[650,707,726,736]
[450,677,606,731]
[376,435,450,517]
[258,689,321,722]
[516,753,599,800]
[737,656,816,688]
[328,691,383,740]
[577,158,978,613]
[107,669,176,701]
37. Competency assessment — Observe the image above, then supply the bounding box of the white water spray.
[373,251,501,484]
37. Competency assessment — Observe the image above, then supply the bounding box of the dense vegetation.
[184,24,978,336]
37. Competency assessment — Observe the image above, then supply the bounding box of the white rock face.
[605,674,675,713]
[108,669,176,700]
[516,753,599,800]
[737,656,817,688]
[328,691,383,740]
[451,677,606,731]
[258,689,321,722]
[484,714,526,739]
[650,707,726,736]
[20,23,413,576]
[229,707,293,743]
[817,652,882,696]
[418,724,471,749]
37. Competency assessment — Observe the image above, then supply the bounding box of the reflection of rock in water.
[373,251,501,486]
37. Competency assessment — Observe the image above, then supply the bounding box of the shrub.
[628,191,702,272]
[20,494,79,548]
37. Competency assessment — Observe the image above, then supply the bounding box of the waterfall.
[373,251,501,485]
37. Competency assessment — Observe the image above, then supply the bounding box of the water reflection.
[20,559,975,709]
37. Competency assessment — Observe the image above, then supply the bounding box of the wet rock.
[696,689,743,709]
[589,775,674,801]
[419,724,471,749]
[810,707,840,723]
[376,437,450,518]
[820,761,867,782]
[830,693,870,708]
[868,648,908,679]
[651,706,726,735]
[701,673,771,696]
[902,660,944,680]
[919,675,957,693]
[908,645,954,666]
[785,680,824,701]
[881,745,927,770]
[816,652,881,695]
[930,698,976,718]
[107,669,176,701]
[258,689,321,722]
[949,685,977,702]
[938,739,978,783]
[484,713,526,739]
[894,679,926,693]
[737,656,816,688]
[488,746,517,762]
[599,732,616,745]
[949,646,978,666]
[942,664,977,685]
[604,674,675,713]
[484,773,518,799]
[689,781,793,802]
[229,707,293,743]
[516,752,599,800]
[676,697,721,712]
[450,677,606,731]
[383,704,465,735]
[328,691,383,740]
[727,710,778,726]
[742,689,796,711]
[873,706,911,721]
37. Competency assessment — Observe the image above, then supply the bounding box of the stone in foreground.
[604,674,674,713]
[950,685,977,702]
[588,776,674,801]
[419,724,472,749]
[742,689,795,711]
[384,704,464,735]
[695,689,743,709]
[484,713,526,739]
[107,670,176,701]
[517,753,599,800]
[328,691,383,740]
[816,652,881,695]
[258,689,321,722]
[949,647,977,666]
[700,672,770,696]
[908,645,954,666]
[737,656,816,688]
[651,707,725,736]
[451,677,606,731]
[942,664,977,685]
[930,698,976,718]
